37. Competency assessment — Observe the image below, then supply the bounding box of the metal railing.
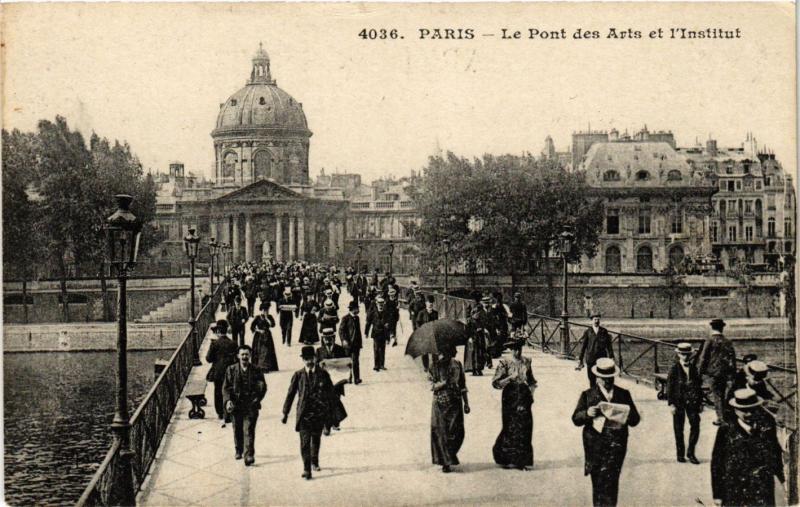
[76,280,227,506]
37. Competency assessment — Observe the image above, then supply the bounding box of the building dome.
[212,43,312,187]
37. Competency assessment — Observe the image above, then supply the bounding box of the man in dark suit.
[282,346,335,480]
[365,296,392,371]
[697,318,736,425]
[666,342,703,464]
[509,292,528,332]
[278,287,297,346]
[572,358,641,507]
[577,313,615,388]
[711,388,785,507]
[205,320,239,426]
[222,345,267,466]
[415,296,439,371]
[227,294,249,347]
[408,285,426,331]
[339,301,363,384]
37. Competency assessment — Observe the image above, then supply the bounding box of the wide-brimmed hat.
[710,318,726,331]
[214,320,229,333]
[745,360,769,381]
[729,388,763,410]
[388,287,397,295]
[675,342,693,355]
[321,327,335,337]
[592,358,619,378]
[301,346,316,360]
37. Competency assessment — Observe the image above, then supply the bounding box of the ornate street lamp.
[558,226,575,355]
[443,238,451,295]
[357,243,364,272]
[467,216,484,290]
[388,241,395,274]
[104,194,142,507]
[209,237,219,295]
[184,227,201,367]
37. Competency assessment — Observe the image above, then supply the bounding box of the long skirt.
[252,331,279,372]
[299,317,319,344]
[493,382,533,467]
[431,391,465,466]
[463,335,486,373]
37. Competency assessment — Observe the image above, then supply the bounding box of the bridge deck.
[138,296,720,506]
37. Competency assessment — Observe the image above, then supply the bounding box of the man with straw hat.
[711,388,785,507]
[572,358,641,507]
[666,342,703,464]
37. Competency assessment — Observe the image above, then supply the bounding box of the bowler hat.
[348,301,359,311]
[300,346,316,360]
[745,360,769,381]
[215,320,229,333]
[709,318,726,331]
[426,295,435,303]
[675,342,693,355]
[591,358,619,378]
[729,388,763,410]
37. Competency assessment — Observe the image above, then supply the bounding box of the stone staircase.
[137,283,209,323]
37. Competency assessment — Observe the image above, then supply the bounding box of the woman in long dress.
[492,337,537,470]
[429,347,470,473]
[299,301,320,345]
[251,302,279,372]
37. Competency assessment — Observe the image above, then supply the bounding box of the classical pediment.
[214,179,305,202]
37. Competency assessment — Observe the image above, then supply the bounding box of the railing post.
[617,335,624,371]
[189,317,201,367]
[653,342,659,374]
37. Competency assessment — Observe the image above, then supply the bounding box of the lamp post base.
[189,318,202,367]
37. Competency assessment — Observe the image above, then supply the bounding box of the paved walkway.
[138,295,721,506]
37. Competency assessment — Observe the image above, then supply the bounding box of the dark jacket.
[697,332,736,379]
[730,369,774,402]
[666,360,704,410]
[318,307,340,332]
[227,305,249,331]
[409,295,426,320]
[415,308,439,329]
[282,367,335,431]
[578,327,614,366]
[222,363,267,413]
[509,301,528,327]
[571,385,641,475]
[339,314,363,351]
[250,314,276,334]
[365,307,392,342]
[316,343,348,362]
[205,336,238,383]
[711,412,785,506]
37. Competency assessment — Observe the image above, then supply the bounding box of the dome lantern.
[249,42,274,85]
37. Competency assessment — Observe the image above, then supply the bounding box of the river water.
[3,350,172,507]
[3,340,797,506]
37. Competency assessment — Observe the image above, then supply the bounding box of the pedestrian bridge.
[134,295,737,507]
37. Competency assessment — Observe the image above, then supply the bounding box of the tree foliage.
[410,152,603,275]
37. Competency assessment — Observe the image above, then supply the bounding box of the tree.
[2,129,46,322]
[411,152,603,287]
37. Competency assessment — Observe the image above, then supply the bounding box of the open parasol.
[405,319,469,358]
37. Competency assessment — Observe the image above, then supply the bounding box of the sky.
[2,2,796,184]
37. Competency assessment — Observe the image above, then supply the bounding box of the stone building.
[150,45,348,273]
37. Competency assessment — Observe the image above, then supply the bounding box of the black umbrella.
[405,319,469,358]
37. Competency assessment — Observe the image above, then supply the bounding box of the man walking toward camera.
[222,345,267,466]
[697,318,736,425]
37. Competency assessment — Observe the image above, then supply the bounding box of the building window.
[638,209,651,234]
[711,222,719,242]
[725,165,733,174]
[745,226,753,242]
[667,170,682,181]
[670,211,683,234]
[736,181,742,190]
[605,246,621,273]
[719,179,726,191]
[636,246,653,272]
[728,225,737,242]
[728,200,737,216]
[745,200,753,214]
[230,99,238,106]
[766,177,772,187]
[668,245,685,267]
[636,170,650,181]
[768,218,776,237]
[786,241,793,253]
[728,181,735,192]
[606,209,620,234]
[603,170,621,182]
[755,180,762,190]
[785,219,793,238]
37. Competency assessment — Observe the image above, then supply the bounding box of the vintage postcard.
[2,2,797,506]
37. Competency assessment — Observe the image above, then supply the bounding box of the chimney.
[706,139,718,157]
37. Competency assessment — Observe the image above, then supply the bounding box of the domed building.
[212,44,312,188]
[151,45,349,271]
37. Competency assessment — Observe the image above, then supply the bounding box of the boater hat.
[675,342,694,355]
[284,287,292,295]
[324,299,335,308]
[745,360,769,381]
[729,388,763,410]
[322,327,336,337]
[481,295,492,303]
[300,346,316,360]
[592,358,619,378]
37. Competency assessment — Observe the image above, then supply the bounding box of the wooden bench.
[185,377,208,419]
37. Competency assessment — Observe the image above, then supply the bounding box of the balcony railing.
[349,201,416,211]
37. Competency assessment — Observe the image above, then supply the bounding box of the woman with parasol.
[492,334,537,470]
[251,302,279,373]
